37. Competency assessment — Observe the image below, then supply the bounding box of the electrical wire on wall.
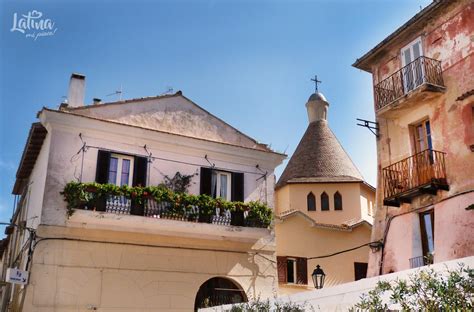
[69,133,272,203]
[70,133,88,182]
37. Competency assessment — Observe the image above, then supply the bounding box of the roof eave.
[352,0,448,72]
[12,123,48,194]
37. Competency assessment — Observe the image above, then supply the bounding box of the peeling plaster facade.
[4,92,285,311]
[354,0,474,277]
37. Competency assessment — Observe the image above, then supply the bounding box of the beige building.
[353,0,474,276]
[274,91,375,294]
[1,73,286,311]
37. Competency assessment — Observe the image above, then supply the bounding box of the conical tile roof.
[276,120,363,188]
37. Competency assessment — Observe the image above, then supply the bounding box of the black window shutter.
[296,257,308,285]
[277,256,287,283]
[231,172,244,202]
[200,167,212,195]
[95,150,111,183]
[133,156,148,187]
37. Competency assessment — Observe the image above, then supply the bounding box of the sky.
[0,0,431,228]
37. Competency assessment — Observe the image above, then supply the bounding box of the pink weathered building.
[353,0,474,276]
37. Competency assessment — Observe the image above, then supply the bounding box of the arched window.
[321,192,329,211]
[334,191,343,210]
[307,192,316,211]
[194,277,247,311]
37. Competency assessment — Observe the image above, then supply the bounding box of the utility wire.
[83,144,267,176]
[307,242,377,260]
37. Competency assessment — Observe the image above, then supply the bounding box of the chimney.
[93,98,102,105]
[67,73,85,107]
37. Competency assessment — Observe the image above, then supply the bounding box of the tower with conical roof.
[276,91,364,189]
[275,88,375,293]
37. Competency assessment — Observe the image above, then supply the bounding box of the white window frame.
[215,171,232,201]
[401,37,425,93]
[109,153,135,187]
[286,258,297,284]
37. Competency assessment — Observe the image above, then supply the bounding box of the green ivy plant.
[61,181,274,228]
[352,264,474,311]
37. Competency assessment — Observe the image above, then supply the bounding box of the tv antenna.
[107,84,123,101]
[161,86,174,95]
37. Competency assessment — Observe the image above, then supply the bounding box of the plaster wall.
[276,183,368,225]
[201,256,474,312]
[367,0,474,276]
[39,110,281,227]
[22,132,51,230]
[21,225,277,312]
[275,216,371,293]
[73,95,266,151]
[359,184,375,219]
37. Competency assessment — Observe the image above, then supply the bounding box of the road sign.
[6,268,29,285]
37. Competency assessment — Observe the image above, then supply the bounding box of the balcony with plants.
[61,182,273,229]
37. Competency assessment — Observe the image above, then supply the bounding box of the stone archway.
[194,277,247,311]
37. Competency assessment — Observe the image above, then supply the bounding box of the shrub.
[228,297,310,312]
[352,264,474,311]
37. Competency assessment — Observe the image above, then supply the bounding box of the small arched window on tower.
[334,191,343,211]
[307,192,316,211]
[321,192,329,211]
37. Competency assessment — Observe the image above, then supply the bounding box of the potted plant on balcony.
[197,194,215,223]
[230,201,246,226]
[246,201,272,228]
[129,186,146,216]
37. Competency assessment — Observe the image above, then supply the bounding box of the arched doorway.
[194,277,247,311]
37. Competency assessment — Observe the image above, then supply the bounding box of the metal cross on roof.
[311,75,322,93]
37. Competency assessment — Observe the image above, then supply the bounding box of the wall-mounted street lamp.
[369,240,384,253]
[311,265,326,289]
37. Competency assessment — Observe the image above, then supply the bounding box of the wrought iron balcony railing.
[409,255,433,269]
[383,149,449,206]
[82,195,245,225]
[63,182,273,228]
[374,56,444,111]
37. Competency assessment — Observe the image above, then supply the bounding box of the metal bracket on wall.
[357,118,379,137]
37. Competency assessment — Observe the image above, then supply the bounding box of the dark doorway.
[194,277,247,311]
[354,262,368,281]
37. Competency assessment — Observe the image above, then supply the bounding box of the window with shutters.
[276,256,308,285]
[321,192,329,211]
[96,150,148,187]
[334,191,342,211]
[307,192,316,211]
[200,167,244,202]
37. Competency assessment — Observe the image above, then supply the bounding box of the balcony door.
[401,37,424,93]
[108,154,135,187]
[412,120,433,186]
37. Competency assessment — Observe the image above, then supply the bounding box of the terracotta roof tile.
[276,120,363,188]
